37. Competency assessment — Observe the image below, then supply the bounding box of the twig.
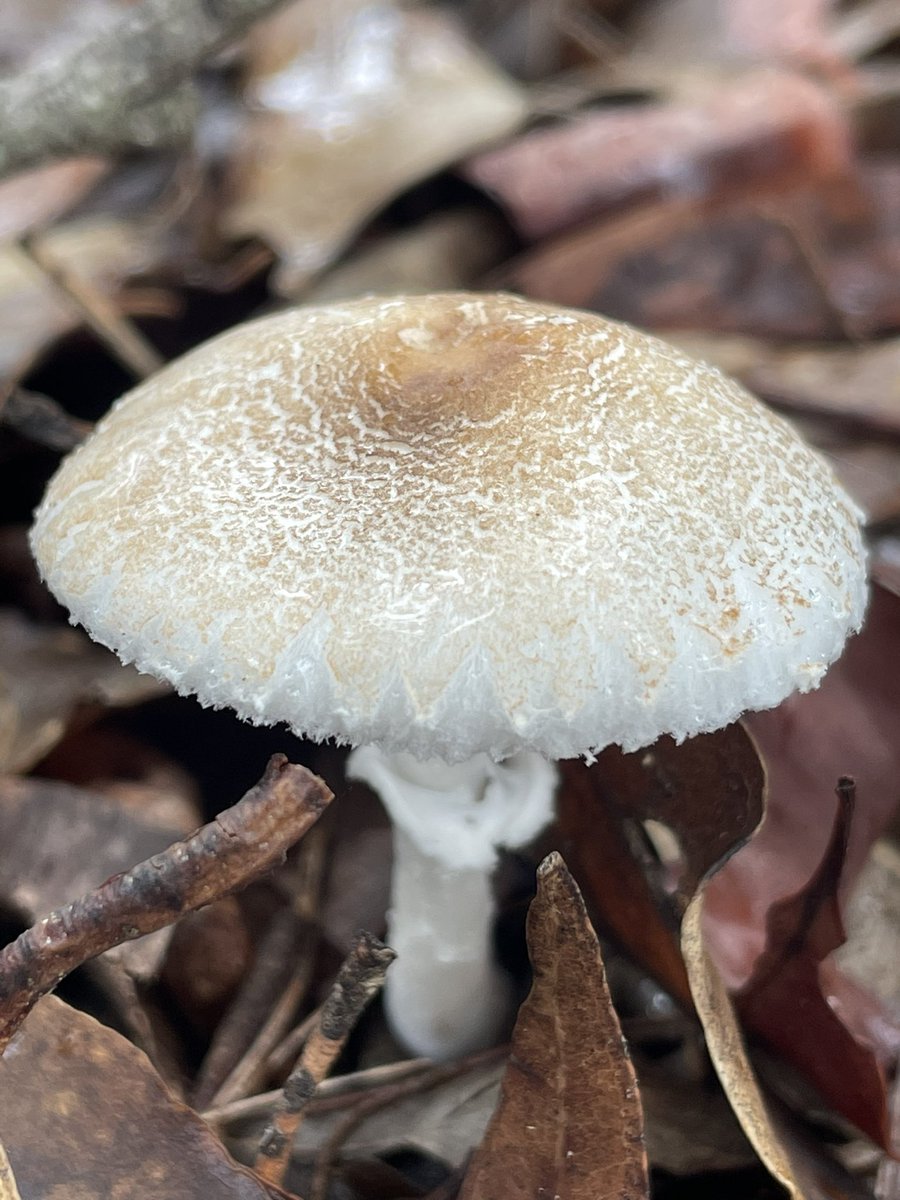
[198,824,329,1110]
[0,0,290,179]
[193,909,313,1109]
[201,1055,434,1127]
[264,1008,321,1082]
[254,932,396,1187]
[14,236,164,379]
[0,755,332,1053]
[0,387,91,452]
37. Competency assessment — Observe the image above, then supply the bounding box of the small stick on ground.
[201,1055,434,1128]
[254,932,396,1187]
[197,824,329,1111]
[15,236,165,379]
[0,755,332,1054]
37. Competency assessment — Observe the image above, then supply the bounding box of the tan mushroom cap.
[31,292,866,763]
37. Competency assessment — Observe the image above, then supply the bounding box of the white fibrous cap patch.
[30,293,867,763]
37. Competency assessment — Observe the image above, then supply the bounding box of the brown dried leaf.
[0,158,109,243]
[464,69,849,241]
[556,725,765,1024]
[225,0,527,296]
[735,785,894,1149]
[37,723,202,833]
[500,162,900,341]
[459,852,648,1200]
[558,729,816,1194]
[705,584,900,990]
[0,995,290,1200]
[0,773,187,986]
[556,758,692,1010]
[586,723,766,903]
[0,608,166,774]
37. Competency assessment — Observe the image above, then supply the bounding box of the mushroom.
[30,292,867,1059]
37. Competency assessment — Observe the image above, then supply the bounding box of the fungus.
[30,292,867,1059]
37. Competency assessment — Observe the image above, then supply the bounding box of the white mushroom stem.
[346,746,557,1060]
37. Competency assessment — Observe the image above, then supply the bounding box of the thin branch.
[195,823,328,1111]
[201,1056,434,1127]
[0,755,332,1053]
[254,931,396,1187]
[0,0,289,179]
[14,237,164,379]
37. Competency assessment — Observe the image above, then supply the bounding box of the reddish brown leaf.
[736,782,894,1149]
[0,995,290,1200]
[556,759,692,1010]
[500,162,900,341]
[556,724,765,1017]
[556,728,819,1194]
[464,69,849,241]
[459,852,648,1200]
[705,583,900,990]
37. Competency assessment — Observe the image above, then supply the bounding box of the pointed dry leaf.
[735,786,894,1149]
[0,608,166,774]
[706,584,900,990]
[225,0,527,295]
[0,996,289,1200]
[459,852,648,1200]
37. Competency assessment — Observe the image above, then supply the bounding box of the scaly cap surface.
[30,293,867,762]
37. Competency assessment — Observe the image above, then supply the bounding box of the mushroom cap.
[30,293,866,763]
